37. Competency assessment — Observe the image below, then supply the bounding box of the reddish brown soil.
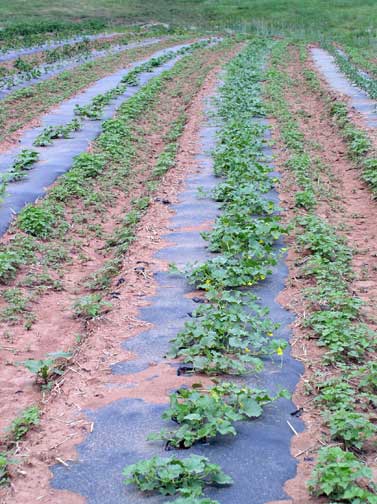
[271,47,377,503]
[0,44,240,504]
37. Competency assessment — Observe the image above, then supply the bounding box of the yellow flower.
[247,281,253,286]
[277,347,283,356]
[267,332,273,337]
[205,279,211,284]
[260,275,266,280]
[245,348,250,353]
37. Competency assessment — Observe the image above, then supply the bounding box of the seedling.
[169,498,219,504]
[20,351,71,387]
[33,118,81,146]
[169,290,286,375]
[17,204,55,238]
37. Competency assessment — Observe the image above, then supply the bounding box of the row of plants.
[74,40,210,119]
[0,20,108,50]
[0,40,238,486]
[325,44,377,100]
[321,45,377,195]
[266,41,377,503]
[0,22,177,53]
[334,44,377,80]
[0,37,188,143]
[122,39,294,504]
[327,100,377,195]
[0,41,210,200]
[0,32,147,92]
[0,41,224,314]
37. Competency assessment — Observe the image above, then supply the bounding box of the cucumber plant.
[149,382,289,448]
[123,454,232,499]
[33,118,81,146]
[7,149,39,182]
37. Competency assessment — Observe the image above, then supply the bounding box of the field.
[0,2,377,504]
[1,0,377,45]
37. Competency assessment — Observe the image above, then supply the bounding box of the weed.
[0,453,9,486]
[326,409,377,450]
[1,288,30,323]
[73,294,112,319]
[0,251,22,283]
[363,158,377,195]
[84,258,122,290]
[49,152,105,201]
[9,405,40,441]
[315,377,355,411]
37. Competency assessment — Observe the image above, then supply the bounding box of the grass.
[1,1,377,47]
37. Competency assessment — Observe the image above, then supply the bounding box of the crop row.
[0,37,189,143]
[0,34,163,93]
[0,20,108,51]
[325,45,377,100]
[121,39,294,504]
[303,51,377,196]
[0,41,211,202]
[0,22,174,53]
[0,39,237,488]
[266,41,377,503]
